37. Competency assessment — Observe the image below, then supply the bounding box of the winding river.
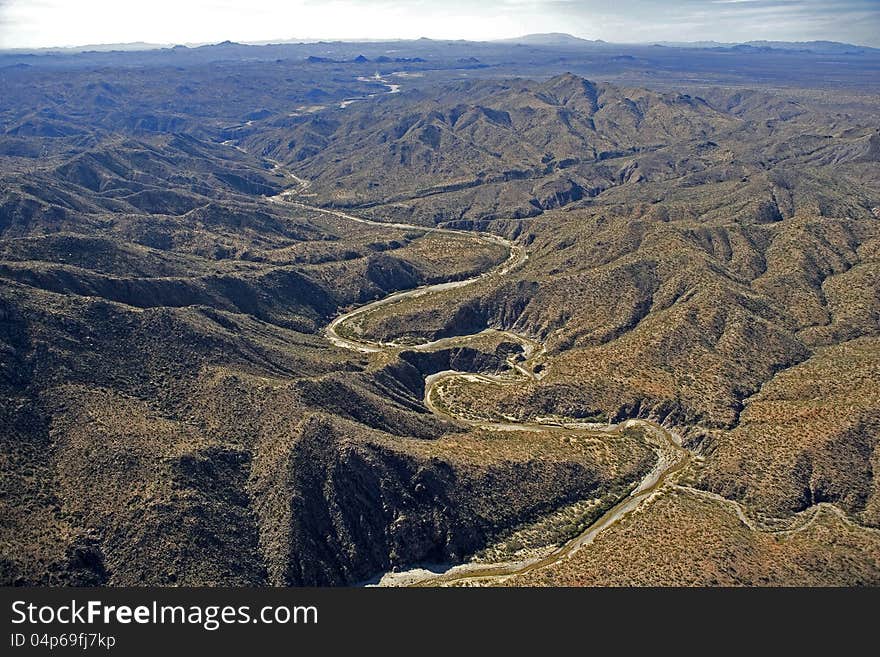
[286,179,880,586]
[248,78,695,583]
[269,172,692,586]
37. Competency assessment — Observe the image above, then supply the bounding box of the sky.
[0,0,878,50]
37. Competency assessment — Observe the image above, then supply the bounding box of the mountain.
[744,40,880,54]
[1,42,169,54]
[652,39,879,55]
[254,73,739,219]
[256,72,877,231]
[494,33,605,47]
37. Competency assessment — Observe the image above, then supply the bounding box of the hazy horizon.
[1,0,878,50]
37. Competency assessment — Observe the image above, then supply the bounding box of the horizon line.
[2,34,877,54]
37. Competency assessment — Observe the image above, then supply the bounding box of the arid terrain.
[1,37,879,586]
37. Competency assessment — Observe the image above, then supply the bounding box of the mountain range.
[1,41,878,586]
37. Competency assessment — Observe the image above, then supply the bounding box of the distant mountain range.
[650,39,880,55]
[498,34,878,54]
[3,34,877,55]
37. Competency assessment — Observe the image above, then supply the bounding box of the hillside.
[252,74,741,221]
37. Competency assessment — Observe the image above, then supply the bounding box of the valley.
[1,37,879,586]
